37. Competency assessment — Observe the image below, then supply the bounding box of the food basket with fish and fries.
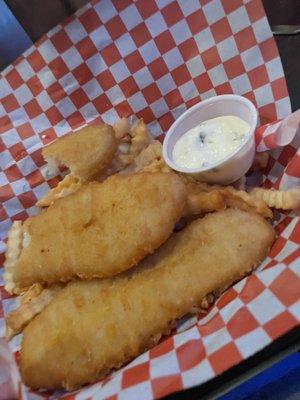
[0,0,299,399]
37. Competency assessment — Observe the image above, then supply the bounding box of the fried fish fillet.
[37,124,118,207]
[4,172,186,293]
[20,209,275,390]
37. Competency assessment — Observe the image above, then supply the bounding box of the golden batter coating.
[43,124,117,180]
[20,209,275,390]
[5,172,186,292]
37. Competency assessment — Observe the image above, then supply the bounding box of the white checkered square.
[235,327,271,358]
[150,350,180,378]
[203,0,226,24]
[241,45,264,72]
[90,25,112,51]
[139,40,160,65]
[94,0,117,23]
[182,359,215,387]
[202,327,232,355]
[115,33,137,58]
[133,67,154,90]
[163,47,184,71]
[38,40,59,64]
[65,20,87,44]
[195,28,215,52]
[120,4,143,30]
[248,289,286,324]
[228,6,251,34]
[170,19,192,45]
[254,84,274,107]
[145,11,168,38]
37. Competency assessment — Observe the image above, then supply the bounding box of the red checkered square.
[245,0,266,23]
[16,122,35,140]
[51,30,73,53]
[201,47,222,70]
[131,22,152,47]
[18,191,38,208]
[26,170,44,188]
[178,38,198,62]
[101,44,122,67]
[148,58,168,80]
[222,0,242,14]
[149,338,174,359]
[142,83,161,104]
[0,116,12,134]
[264,311,298,340]
[135,0,158,19]
[47,82,66,103]
[210,18,232,43]
[8,143,27,161]
[152,375,183,399]
[67,111,85,129]
[260,38,278,63]
[209,342,242,374]
[176,340,205,371]
[72,64,93,85]
[106,15,127,40]
[164,88,182,109]
[26,76,44,96]
[118,76,139,98]
[227,307,260,339]
[161,1,184,27]
[97,70,117,91]
[155,31,176,54]
[26,50,46,72]
[0,184,14,202]
[79,8,101,33]
[235,27,256,53]
[76,37,98,61]
[23,99,43,119]
[121,362,150,388]
[93,93,113,113]
[69,88,90,109]
[248,65,269,90]
[271,77,289,101]
[113,0,132,12]
[124,51,146,74]
[171,64,190,86]
[45,106,64,125]
[2,94,19,113]
[49,57,69,79]
[186,9,207,35]
[193,72,213,93]
[286,153,300,177]
[198,313,225,337]
[240,275,266,304]
[5,164,23,182]
[224,55,245,79]
[5,69,24,90]
[269,269,300,307]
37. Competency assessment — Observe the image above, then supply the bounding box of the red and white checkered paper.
[0,0,299,399]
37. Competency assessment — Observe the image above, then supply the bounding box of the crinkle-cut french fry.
[250,187,300,210]
[128,119,153,157]
[6,285,62,340]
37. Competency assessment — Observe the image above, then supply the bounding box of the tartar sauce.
[172,116,250,170]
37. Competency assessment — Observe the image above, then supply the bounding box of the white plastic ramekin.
[162,94,258,184]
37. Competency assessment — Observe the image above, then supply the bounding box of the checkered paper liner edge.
[0,0,299,399]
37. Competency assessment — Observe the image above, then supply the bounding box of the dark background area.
[0,0,299,110]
